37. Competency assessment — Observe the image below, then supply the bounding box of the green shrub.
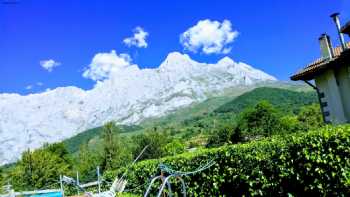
[164,139,185,156]
[297,103,323,131]
[117,193,139,197]
[206,123,242,147]
[206,124,233,147]
[131,128,170,161]
[236,101,283,137]
[105,125,350,196]
[9,143,72,191]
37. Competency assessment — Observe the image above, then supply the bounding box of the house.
[290,13,350,124]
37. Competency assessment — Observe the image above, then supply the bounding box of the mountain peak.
[160,52,195,69]
[217,56,234,65]
[165,52,191,61]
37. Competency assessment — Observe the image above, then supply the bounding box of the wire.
[119,145,149,181]
[159,159,216,176]
[123,174,158,193]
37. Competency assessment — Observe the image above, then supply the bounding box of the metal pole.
[119,145,149,181]
[76,171,80,195]
[144,176,162,197]
[156,175,174,197]
[59,175,64,197]
[331,13,347,50]
[97,166,101,194]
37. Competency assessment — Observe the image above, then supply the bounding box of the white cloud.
[36,82,43,86]
[123,27,149,48]
[180,19,239,54]
[83,50,133,81]
[40,59,61,72]
[25,85,33,90]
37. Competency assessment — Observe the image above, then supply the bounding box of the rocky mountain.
[0,52,276,165]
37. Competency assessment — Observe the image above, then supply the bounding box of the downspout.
[303,80,327,124]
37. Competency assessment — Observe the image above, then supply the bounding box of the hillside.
[63,86,317,153]
[63,124,143,153]
[214,87,317,114]
[138,81,313,127]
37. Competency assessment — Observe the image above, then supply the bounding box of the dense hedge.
[105,125,350,196]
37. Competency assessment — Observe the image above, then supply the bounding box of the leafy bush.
[117,193,139,197]
[105,125,350,196]
[9,143,72,191]
[297,103,323,131]
[236,101,283,137]
[164,139,185,156]
[206,123,237,147]
[131,128,170,161]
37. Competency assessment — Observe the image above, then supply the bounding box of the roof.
[290,42,350,81]
[341,21,350,35]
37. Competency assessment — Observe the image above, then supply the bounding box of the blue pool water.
[27,192,62,197]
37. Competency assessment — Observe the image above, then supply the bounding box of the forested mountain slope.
[63,86,317,153]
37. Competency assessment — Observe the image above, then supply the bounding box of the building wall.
[315,69,348,124]
[334,65,350,122]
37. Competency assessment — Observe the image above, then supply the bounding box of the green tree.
[206,124,233,147]
[206,122,243,147]
[10,144,71,191]
[132,128,169,160]
[230,126,243,144]
[100,122,124,171]
[237,101,282,137]
[45,143,72,164]
[297,103,323,131]
[280,115,303,133]
[0,167,4,189]
[76,143,102,182]
[164,139,185,156]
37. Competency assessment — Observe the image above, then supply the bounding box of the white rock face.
[0,52,276,165]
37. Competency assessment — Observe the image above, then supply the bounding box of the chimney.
[319,34,334,59]
[330,13,347,50]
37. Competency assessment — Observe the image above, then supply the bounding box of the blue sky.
[1,0,349,94]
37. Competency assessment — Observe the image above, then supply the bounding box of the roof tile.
[291,42,350,80]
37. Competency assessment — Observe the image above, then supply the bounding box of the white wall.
[334,65,350,122]
[315,69,348,124]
